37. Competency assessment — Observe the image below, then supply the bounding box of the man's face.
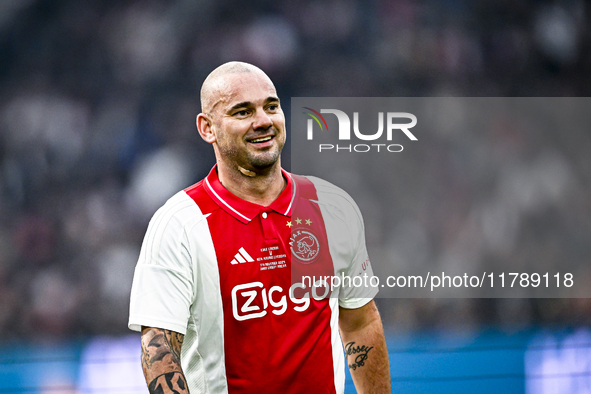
[207,72,286,172]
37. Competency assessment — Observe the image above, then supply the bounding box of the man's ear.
[197,113,216,144]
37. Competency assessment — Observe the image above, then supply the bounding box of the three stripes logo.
[231,247,255,265]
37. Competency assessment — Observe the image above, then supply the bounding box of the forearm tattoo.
[141,327,189,394]
[345,342,374,371]
[148,372,187,394]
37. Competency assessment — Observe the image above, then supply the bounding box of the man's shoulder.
[299,175,346,194]
[295,174,354,201]
[149,182,209,230]
[294,174,362,219]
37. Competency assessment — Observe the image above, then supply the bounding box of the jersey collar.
[204,165,295,224]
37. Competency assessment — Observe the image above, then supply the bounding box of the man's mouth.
[249,136,273,143]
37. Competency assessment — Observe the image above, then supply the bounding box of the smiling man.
[129,62,391,394]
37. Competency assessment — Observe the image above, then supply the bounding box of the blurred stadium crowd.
[0,0,590,341]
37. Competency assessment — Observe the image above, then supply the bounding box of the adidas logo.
[231,247,254,265]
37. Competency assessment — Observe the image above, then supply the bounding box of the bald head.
[195,61,286,183]
[200,61,274,114]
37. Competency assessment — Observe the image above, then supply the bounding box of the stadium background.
[0,0,590,392]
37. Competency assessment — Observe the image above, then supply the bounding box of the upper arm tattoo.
[141,327,189,394]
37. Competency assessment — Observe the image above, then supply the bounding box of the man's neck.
[216,161,286,207]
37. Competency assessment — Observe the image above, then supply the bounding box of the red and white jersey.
[129,166,377,394]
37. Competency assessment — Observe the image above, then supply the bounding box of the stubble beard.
[218,140,283,172]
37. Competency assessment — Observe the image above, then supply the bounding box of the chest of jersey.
[202,200,337,393]
[206,208,294,321]
[184,173,340,393]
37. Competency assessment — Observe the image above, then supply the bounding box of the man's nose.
[252,108,273,130]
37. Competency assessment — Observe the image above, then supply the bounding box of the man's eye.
[235,110,249,116]
[267,104,279,111]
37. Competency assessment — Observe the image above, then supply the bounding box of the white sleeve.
[128,192,196,335]
[308,177,379,309]
[337,194,378,309]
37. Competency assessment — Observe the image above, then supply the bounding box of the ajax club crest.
[290,229,320,263]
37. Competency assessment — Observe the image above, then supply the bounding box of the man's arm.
[141,326,190,394]
[339,300,391,393]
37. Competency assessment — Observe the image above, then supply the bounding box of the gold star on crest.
[286,221,292,228]
[305,219,312,225]
[295,218,302,224]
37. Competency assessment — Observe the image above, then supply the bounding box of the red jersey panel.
[185,167,336,394]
